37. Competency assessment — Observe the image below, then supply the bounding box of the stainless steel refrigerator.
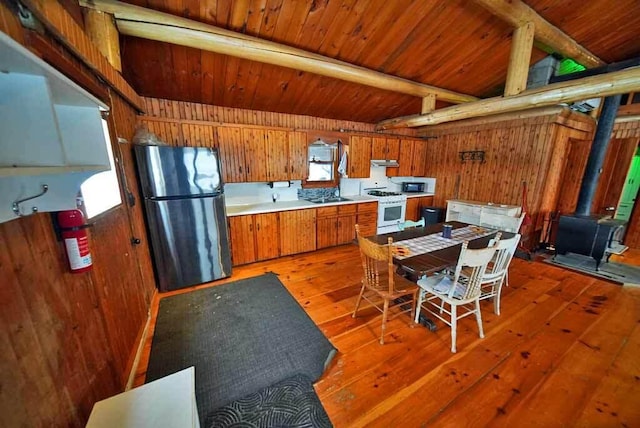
[134,145,232,291]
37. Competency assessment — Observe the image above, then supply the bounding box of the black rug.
[205,374,332,428]
[145,273,337,425]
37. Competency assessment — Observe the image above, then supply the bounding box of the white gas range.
[363,189,407,234]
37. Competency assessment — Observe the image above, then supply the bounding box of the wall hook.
[12,184,49,217]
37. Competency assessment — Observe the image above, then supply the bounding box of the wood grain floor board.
[133,244,640,427]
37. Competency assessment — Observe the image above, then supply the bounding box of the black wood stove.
[555,215,626,270]
[554,95,628,270]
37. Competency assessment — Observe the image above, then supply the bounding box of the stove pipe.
[574,94,622,216]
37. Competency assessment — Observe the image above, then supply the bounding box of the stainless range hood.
[371,159,399,167]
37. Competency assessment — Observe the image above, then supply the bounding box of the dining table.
[367,221,512,281]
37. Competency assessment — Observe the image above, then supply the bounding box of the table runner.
[392,225,495,260]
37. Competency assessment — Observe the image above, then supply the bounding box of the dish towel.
[337,146,348,177]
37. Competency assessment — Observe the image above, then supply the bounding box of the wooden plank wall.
[0,3,155,427]
[142,97,418,136]
[421,110,595,248]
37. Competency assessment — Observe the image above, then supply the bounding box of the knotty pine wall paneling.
[142,98,419,136]
[421,110,595,248]
[0,5,154,426]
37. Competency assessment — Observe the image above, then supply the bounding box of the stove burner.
[368,190,401,197]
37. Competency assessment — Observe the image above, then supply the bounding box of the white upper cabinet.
[0,31,111,223]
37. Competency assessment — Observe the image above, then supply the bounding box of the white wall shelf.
[0,31,110,222]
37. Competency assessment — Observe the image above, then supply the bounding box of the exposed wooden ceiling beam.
[80,0,477,104]
[472,0,605,68]
[376,67,640,129]
[504,22,535,96]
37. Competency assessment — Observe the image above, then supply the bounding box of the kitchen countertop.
[225,193,435,216]
[404,192,435,199]
[225,195,376,216]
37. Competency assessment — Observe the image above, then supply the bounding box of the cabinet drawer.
[338,204,357,215]
[357,213,377,236]
[357,202,377,214]
[317,206,338,217]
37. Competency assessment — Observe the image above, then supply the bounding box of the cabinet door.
[228,215,256,266]
[288,131,307,180]
[420,196,434,207]
[255,213,280,261]
[386,138,400,160]
[280,209,317,255]
[357,202,378,215]
[182,123,216,148]
[243,128,268,182]
[217,127,246,183]
[356,213,377,237]
[317,216,338,249]
[394,139,414,177]
[412,140,427,177]
[405,198,421,221]
[371,137,387,159]
[337,214,357,244]
[266,130,289,182]
[349,136,372,178]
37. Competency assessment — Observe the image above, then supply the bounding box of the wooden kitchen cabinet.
[356,202,378,236]
[391,139,415,177]
[405,196,434,221]
[412,140,427,176]
[349,136,372,178]
[254,213,280,260]
[265,129,289,182]
[217,127,246,183]
[317,204,357,248]
[371,137,400,160]
[228,215,257,265]
[280,209,317,255]
[316,205,338,249]
[242,128,268,182]
[288,131,308,180]
[337,204,357,245]
[228,212,279,265]
[217,126,268,183]
[181,123,217,148]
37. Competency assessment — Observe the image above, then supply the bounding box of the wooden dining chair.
[479,233,521,315]
[414,240,497,353]
[353,225,419,344]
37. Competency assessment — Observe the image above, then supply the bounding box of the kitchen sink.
[307,197,352,204]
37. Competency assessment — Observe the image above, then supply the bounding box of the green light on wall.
[558,58,586,75]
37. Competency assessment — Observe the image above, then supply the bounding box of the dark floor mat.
[205,374,332,428]
[145,273,337,425]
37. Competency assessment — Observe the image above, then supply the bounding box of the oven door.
[378,200,406,229]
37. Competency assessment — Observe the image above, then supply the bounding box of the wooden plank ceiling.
[118,0,640,123]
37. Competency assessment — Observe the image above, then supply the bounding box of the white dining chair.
[414,240,497,353]
[479,233,521,315]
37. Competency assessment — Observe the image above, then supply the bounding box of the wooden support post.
[504,22,534,96]
[376,66,640,129]
[471,0,604,68]
[83,9,121,71]
[421,94,436,114]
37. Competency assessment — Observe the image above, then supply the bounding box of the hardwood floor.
[134,244,640,427]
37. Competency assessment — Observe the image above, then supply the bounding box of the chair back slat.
[485,234,521,281]
[356,225,394,294]
[450,241,498,300]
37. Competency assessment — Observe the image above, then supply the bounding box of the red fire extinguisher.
[58,209,93,273]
